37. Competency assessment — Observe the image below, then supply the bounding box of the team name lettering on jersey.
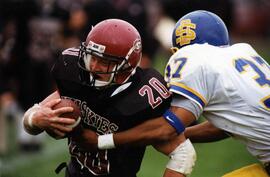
[62,96,119,134]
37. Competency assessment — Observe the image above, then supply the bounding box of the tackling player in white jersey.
[166,10,270,177]
[167,43,270,159]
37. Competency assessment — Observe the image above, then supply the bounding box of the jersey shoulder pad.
[166,46,211,109]
[230,43,258,56]
[51,47,80,82]
[113,68,171,119]
[168,47,205,83]
[138,68,168,86]
[62,47,80,57]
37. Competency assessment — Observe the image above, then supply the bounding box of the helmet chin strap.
[90,65,117,87]
[84,54,91,70]
[84,54,116,87]
[89,73,114,87]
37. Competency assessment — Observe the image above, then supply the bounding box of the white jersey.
[165,43,270,163]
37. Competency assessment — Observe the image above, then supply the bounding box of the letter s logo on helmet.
[78,19,142,88]
[171,10,230,53]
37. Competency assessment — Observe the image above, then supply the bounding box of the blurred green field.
[0,135,258,177]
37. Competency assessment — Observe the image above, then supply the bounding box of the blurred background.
[0,0,269,177]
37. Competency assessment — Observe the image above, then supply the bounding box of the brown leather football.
[53,98,81,124]
[46,98,82,139]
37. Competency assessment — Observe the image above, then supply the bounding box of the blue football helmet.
[171,10,230,53]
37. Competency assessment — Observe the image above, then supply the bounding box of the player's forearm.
[111,107,194,148]
[163,169,185,177]
[185,121,229,143]
[114,117,177,147]
[98,107,194,149]
[154,133,186,155]
[75,117,177,151]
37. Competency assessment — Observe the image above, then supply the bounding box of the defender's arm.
[72,107,197,176]
[73,106,196,150]
[113,106,196,147]
[185,121,229,143]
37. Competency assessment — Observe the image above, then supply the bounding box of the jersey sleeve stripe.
[62,48,79,56]
[169,82,207,108]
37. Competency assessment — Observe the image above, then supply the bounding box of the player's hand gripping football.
[31,99,77,139]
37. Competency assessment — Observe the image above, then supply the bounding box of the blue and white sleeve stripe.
[169,82,207,109]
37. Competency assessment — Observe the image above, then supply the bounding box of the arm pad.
[166,139,196,175]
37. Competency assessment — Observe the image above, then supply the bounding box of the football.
[52,98,81,128]
[46,98,82,139]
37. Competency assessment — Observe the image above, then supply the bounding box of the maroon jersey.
[51,48,171,177]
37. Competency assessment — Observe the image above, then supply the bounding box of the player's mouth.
[93,73,101,79]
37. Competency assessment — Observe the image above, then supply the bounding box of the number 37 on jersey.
[165,55,270,111]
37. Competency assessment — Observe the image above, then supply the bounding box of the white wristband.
[28,111,35,128]
[98,134,115,150]
[26,104,41,128]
